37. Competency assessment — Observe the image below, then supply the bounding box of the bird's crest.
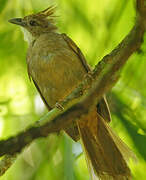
[32,5,57,21]
[37,6,56,17]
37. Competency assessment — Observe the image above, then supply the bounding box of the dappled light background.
[0,0,146,179]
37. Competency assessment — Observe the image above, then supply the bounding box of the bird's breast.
[27,33,86,107]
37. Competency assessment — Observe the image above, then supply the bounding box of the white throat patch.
[21,27,35,44]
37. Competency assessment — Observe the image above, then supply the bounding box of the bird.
[9,6,136,180]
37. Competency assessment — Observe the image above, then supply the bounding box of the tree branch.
[0,0,145,169]
[0,155,16,176]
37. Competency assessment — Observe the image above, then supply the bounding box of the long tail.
[77,108,136,180]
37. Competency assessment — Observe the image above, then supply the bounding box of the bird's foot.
[55,102,64,111]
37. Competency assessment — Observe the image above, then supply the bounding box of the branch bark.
[0,0,145,173]
[0,155,16,176]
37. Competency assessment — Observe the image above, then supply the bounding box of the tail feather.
[77,108,134,180]
[107,123,137,164]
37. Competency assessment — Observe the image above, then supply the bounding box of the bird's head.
[9,6,57,37]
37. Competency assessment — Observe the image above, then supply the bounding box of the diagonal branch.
[0,155,16,176]
[0,0,145,165]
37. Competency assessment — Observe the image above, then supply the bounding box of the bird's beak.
[8,18,26,26]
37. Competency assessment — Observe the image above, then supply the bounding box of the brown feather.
[97,96,111,122]
[36,5,56,17]
[77,109,132,180]
[62,33,91,72]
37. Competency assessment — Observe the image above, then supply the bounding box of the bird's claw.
[84,71,93,80]
[55,102,64,111]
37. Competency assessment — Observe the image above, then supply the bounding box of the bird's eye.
[29,20,37,26]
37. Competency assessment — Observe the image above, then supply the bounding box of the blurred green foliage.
[0,0,146,179]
